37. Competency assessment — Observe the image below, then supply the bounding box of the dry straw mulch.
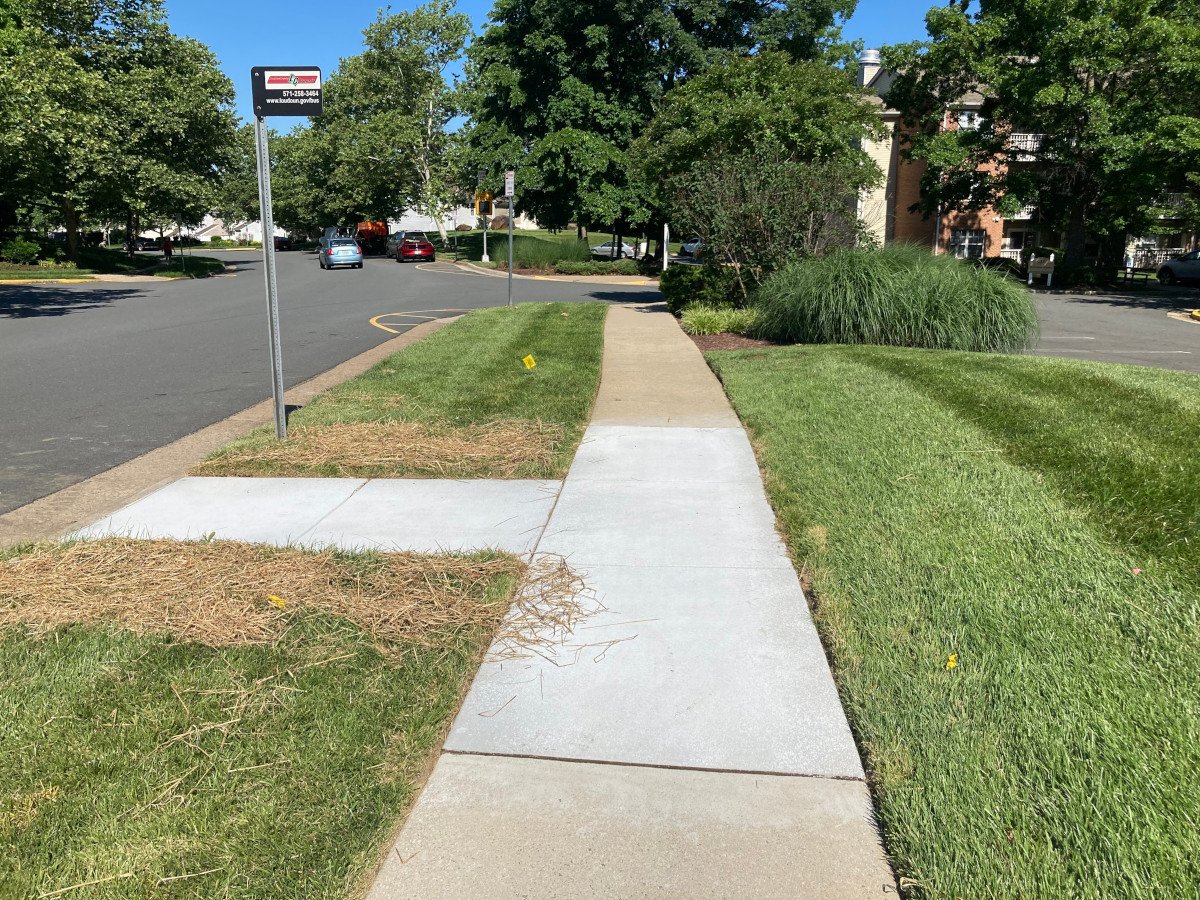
[191,420,565,478]
[0,539,590,651]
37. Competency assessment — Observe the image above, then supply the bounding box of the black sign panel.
[251,66,323,118]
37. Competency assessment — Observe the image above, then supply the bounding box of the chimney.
[857,49,882,88]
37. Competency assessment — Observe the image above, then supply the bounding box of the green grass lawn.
[0,541,521,899]
[708,345,1200,898]
[0,266,95,280]
[196,302,606,479]
[76,248,225,278]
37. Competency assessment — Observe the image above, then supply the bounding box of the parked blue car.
[319,237,363,270]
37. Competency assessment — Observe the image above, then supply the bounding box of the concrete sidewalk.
[367,305,894,897]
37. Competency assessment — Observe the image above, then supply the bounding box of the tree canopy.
[463,0,859,235]
[0,0,238,257]
[261,0,469,239]
[884,0,1200,269]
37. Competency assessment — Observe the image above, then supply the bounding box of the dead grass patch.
[191,420,564,478]
[0,539,536,648]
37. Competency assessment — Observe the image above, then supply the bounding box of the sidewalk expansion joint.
[441,748,867,784]
[292,479,370,544]
[525,479,568,560]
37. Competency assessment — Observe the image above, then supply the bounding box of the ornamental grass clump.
[754,244,1039,352]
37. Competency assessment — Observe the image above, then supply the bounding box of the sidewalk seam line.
[291,479,371,544]
[441,748,866,783]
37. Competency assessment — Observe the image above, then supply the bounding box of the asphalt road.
[1033,285,1199,374]
[0,250,659,515]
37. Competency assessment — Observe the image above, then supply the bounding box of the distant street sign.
[504,170,515,197]
[251,66,323,117]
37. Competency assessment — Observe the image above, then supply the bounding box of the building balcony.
[1011,204,1037,220]
[1008,133,1044,160]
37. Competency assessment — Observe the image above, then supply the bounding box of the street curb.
[454,260,659,286]
[0,317,453,547]
[0,277,97,285]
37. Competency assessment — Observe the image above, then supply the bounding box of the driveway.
[1033,284,1198,373]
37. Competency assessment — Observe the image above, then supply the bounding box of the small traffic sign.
[251,67,323,117]
[504,170,515,198]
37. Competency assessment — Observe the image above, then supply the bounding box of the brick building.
[854,49,1195,268]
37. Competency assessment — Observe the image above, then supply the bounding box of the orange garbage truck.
[354,221,388,255]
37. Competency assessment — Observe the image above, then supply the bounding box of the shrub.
[659,264,742,314]
[754,245,1039,352]
[1,238,40,265]
[554,260,640,276]
[679,303,760,335]
[510,236,590,269]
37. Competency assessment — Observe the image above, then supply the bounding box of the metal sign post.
[253,117,287,439]
[505,170,515,307]
[250,66,323,441]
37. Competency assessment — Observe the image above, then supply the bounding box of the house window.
[949,228,986,259]
[956,110,981,130]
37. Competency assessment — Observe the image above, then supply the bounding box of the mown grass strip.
[708,345,1200,898]
[0,539,523,899]
[196,302,606,479]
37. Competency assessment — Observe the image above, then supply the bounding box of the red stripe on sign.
[266,74,318,85]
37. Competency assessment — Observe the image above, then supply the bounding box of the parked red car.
[394,232,435,263]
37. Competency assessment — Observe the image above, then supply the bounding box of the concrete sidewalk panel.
[303,479,560,554]
[591,305,740,428]
[572,425,761,484]
[448,562,862,778]
[75,476,365,545]
[366,754,893,899]
[542,477,791,569]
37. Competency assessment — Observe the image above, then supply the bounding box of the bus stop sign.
[251,67,323,117]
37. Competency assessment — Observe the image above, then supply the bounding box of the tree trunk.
[62,197,81,263]
[576,223,587,242]
[1063,204,1089,270]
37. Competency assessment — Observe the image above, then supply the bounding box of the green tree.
[884,0,1200,271]
[0,0,237,259]
[463,0,859,244]
[635,52,883,293]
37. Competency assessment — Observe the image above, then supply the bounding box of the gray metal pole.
[507,197,514,307]
[254,116,287,440]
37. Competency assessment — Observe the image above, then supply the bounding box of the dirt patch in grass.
[191,420,564,479]
[689,332,777,351]
[0,539,579,650]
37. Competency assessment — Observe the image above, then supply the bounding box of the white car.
[681,237,703,257]
[1157,249,1200,285]
[591,240,638,259]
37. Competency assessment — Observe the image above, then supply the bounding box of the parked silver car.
[591,240,638,259]
[319,237,363,270]
[1157,249,1200,285]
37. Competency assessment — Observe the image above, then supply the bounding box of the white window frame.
[949,228,986,259]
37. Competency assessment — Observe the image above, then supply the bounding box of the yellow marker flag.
[945,653,957,670]
[268,595,287,610]
[522,354,537,369]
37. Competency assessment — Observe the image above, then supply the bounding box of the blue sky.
[166,0,933,123]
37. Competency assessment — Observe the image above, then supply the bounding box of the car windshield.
[331,239,357,247]
[405,233,428,241]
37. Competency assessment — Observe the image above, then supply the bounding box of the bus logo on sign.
[266,72,320,87]
[251,66,324,117]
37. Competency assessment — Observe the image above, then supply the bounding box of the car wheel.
[356,263,363,269]
[1159,268,1176,286]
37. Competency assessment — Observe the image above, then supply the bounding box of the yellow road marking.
[369,309,472,334]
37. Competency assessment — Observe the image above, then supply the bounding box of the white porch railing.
[1011,204,1037,220]
[1008,133,1044,160]
[999,248,1023,260]
[1128,248,1181,268]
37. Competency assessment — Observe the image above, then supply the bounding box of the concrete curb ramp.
[368,304,894,897]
